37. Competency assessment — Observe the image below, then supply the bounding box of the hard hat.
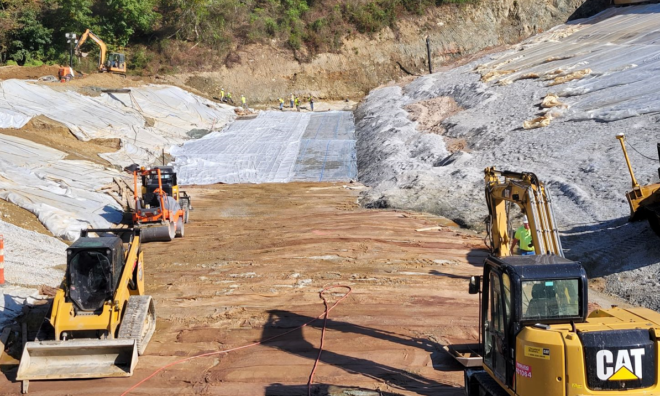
[523,215,529,223]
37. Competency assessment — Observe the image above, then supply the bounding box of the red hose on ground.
[121,285,352,396]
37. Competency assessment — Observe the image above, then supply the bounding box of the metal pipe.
[616,133,640,188]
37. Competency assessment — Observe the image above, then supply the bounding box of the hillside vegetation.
[0,0,474,74]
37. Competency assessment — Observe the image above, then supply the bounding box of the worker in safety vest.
[220,88,225,101]
[279,98,284,110]
[294,97,300,112]
[226,91,234,104]
[241,94,247,110]
[511,215,535,255]
[290,93,295,108]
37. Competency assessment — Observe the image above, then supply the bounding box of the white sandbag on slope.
[0,80,235,167]
[0,134,124,240]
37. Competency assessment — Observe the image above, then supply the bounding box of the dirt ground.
[0,116,119,166]
[0,182,487,395]
[0,200,52,237]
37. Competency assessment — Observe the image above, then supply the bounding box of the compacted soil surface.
[1,182,487,395]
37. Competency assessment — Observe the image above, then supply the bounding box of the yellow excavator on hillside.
[615,134,660,237]
[450,167,660,396]
[16,228,155,393]
[75,29,127,75]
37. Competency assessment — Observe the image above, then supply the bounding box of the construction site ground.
[0,182,487,395]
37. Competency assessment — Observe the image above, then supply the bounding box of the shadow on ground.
[261,310,464,396]
[560,217,660,278]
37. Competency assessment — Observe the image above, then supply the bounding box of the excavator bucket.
[139,223,174,243]
[16,339,137,381]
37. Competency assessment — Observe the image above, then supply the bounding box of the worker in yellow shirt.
[511,216,535,255]
[241,94,247,110]
[279,98,284,110]
[220,88,225,101]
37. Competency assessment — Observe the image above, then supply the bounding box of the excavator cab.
[465,255,588,395]
[106,52,126,73]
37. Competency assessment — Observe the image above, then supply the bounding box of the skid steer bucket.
[16,339,137,380]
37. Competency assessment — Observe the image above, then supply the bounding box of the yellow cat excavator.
[451,167,660,396]
[75,29,127,75]
[615,134,660,237]
[16,228,155,393]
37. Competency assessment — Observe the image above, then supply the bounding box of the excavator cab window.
[68,250,113,312]
[522,279,580,320]
[107,53,124,69]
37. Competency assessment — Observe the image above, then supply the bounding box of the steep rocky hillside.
[170,0,606,104]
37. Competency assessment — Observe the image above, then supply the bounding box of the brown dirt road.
[1,182,487,395]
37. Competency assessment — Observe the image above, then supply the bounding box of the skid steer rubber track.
[118,295,156,355]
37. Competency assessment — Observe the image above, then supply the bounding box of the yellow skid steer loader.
[16,228,155,393]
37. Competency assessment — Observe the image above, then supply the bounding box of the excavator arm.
[75,29,108,71]
[484,167,563,257]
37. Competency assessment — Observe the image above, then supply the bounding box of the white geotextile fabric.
[172,111,358,185]
[0,285,46,329]
[0,80,236,166]
[0,220,66,329]
[0,220,66,286]
[0,134,124,240]
[476,4,660,122]
[172,111,312,184]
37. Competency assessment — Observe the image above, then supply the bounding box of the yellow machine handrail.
[616,133,640,189]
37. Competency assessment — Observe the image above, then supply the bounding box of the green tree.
[6,8,53,65]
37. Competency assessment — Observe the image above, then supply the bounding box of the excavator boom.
[74,29,126,74]
[484,167,563,256]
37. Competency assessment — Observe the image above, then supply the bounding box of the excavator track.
[118,295,156,355]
